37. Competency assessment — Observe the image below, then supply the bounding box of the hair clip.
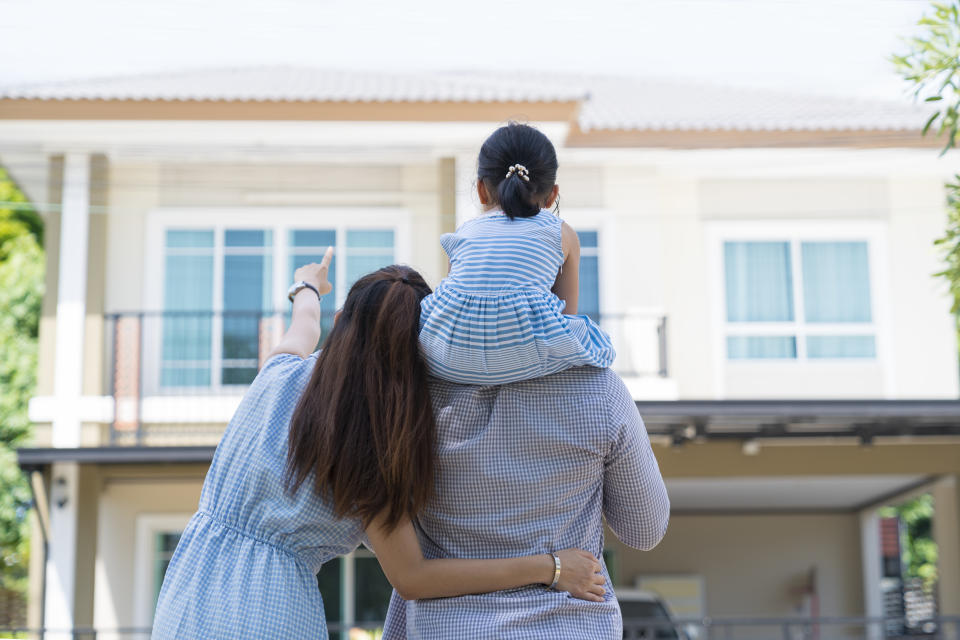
[505,164,530,182]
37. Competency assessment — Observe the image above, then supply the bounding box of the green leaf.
[927,95,945,101]
[924,111,942,135]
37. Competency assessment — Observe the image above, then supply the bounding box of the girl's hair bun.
[477,122,558,220]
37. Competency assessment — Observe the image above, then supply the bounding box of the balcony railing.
[103,310,668,445]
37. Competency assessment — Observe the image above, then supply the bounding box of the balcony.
[27,310,672,447]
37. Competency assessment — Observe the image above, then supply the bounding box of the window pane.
[223,250,271,385]
[579,254,600,321]
[724,242,794,322]
[291,229,336,248]
[727,336,797,359]
[163,253,213,387]
[354,556,392,624]
[166,230,213,249]
[317,558,342,624]
[346,230,395,292]
[153,532,182,617]
[802,242,872,323]
[808,335,876,358]
[346,254,394,291]
[225,229,271,247]
[579,230,599,249]
[347,229,394,248]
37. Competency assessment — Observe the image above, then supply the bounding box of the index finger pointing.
[319,246,334,269]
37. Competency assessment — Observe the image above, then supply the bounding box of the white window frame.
[133,512,192,629]
[706,220,894,394]
[143,208,412,394]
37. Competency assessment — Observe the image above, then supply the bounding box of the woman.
[152,249,605,639]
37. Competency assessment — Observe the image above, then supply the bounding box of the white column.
[454,153,479,227]
[45,462,80,640]
[52,152,90,448]
[932,476,960,616]
[859,508,883,640]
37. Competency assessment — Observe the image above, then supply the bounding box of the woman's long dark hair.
[285,265,435,532]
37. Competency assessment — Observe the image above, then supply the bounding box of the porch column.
[454,152,478,227]
[932,476,960,616]
[44,462,79,639]
[52,152,90,447]
[46,152,91,638]
[859,508,883,640]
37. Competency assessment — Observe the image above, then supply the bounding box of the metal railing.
[4,617,959,640]
[623,615,960,639]
[101,310,669,445]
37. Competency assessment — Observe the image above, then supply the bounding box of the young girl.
[152,252,605,639]
[419,122,616,385]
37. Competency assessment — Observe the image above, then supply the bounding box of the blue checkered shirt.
[382,366,670,639]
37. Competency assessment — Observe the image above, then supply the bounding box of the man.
[382,366,670,639]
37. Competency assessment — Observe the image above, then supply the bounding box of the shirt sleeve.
[602,374,670,551]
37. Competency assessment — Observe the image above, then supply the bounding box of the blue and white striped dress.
[419,209,615,385]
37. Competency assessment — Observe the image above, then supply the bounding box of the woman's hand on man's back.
[554,549,606,602]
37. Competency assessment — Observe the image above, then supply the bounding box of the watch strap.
[288,281,321,303]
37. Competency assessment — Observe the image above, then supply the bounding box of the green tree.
[0,167,42,609]
[880,494,938,589]
[893,2,960,318]
[0,167,42,262]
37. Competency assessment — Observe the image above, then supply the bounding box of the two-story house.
[3,68,959,639]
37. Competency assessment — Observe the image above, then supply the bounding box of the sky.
[0,0,935,101]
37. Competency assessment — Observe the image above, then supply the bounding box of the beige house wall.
[887,177,959,398]
[610,513,863,618]
[92,468,205,632]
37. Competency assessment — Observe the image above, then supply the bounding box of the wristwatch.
[287,281,322,303]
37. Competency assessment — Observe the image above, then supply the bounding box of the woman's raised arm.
[365,515,606,602]
[268,247,334,360]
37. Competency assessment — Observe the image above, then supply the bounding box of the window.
[160,224,397,389]
[153,532,182,609]
[579,230,600,321]
[723,240,875,360]
[317,549,392,640]
[134,514,190,628]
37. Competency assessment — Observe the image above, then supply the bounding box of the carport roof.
[16,399,960,470]
[636,399,960,444]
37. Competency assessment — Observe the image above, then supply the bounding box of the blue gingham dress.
[419,210,615,385]
[152,353,364,640]
[383,367,671,639]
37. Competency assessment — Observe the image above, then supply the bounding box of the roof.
[0,67,586,105]
[0,66,932,134]
[571,74,930,133]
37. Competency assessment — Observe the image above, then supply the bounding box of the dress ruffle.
[419,283,616,385]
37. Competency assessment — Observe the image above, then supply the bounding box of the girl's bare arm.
[552,222,581,315]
